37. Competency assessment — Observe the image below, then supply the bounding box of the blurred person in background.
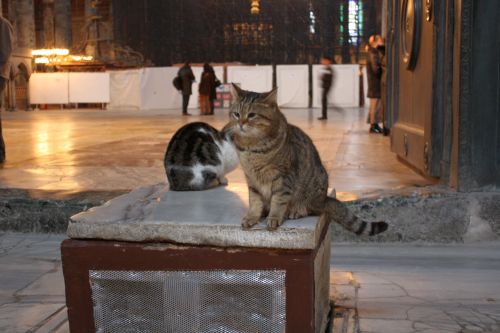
[0,14,14,162]
[366,34,383,133]
[318,56,334,121]
[177,61,195,116]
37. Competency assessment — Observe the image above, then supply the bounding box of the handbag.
[173,76,182,90]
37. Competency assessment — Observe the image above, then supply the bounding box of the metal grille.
[90,270,286,333]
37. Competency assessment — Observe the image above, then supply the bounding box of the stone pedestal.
[62,184,331,333]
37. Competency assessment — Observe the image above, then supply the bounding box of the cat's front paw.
[266,216,284,231]
[241,216,260,230]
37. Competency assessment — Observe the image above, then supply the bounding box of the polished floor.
[0,106,433,200]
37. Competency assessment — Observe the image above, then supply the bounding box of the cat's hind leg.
[287,205,309,219]
[218,176,228,186]
[201,170,221,190]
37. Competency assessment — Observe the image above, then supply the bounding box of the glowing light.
[34,57,49,64]
[32,48,70,56]
[251,0,259,15]
[32,51,94,66]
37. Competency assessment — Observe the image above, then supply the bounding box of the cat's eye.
[247,112,257,119]
[232,112,240,119]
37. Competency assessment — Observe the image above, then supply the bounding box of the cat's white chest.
[217,140,239,174]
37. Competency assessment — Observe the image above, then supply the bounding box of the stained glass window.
[348,0,363,45]
[340,0,364,46]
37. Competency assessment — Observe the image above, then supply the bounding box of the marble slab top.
[67,183,326,250]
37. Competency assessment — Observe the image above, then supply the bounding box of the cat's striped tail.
[324,197,388,236]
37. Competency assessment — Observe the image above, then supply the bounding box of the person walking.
[318,56,334,120]
[0,14,14,163]
[198,63,214,115]
[177,61,195,116]
[366,35,383,133]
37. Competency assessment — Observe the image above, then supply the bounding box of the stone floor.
[2,233,500,333]
[330,244,500,333]
[1,106,433,201]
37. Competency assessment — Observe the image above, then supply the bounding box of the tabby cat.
[225,84,388,235]
[164,122,239,191]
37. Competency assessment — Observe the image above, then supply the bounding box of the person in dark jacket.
[366,35,383,133]
[318,56,334,120]
[177,61,195,116]
[378,39,389,135]
[0,15,14,162]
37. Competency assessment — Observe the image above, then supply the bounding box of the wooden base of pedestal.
[61,228,330,333]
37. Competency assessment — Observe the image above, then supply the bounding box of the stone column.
[381,0,387,38]
[54,0,71,48]
[13,0,36,49]
[42,0,55,48]
[84,0,97,57]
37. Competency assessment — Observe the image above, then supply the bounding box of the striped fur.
[226,84,388,235]
[164,122,239,191]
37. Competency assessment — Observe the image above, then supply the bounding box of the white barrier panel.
[276,65,309,108]
[141,67,181,110]
[312,64,360,108]
[29,73,69,104]
[227,66,272,93]
[189,66,224,110]
[108,69,142,110]
[69,72,110,103]
[188,67,203,110]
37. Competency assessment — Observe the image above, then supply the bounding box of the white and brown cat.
[164,122,238,191]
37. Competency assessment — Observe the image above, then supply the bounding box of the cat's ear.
[261,87,278,106]
[230,83,243,101]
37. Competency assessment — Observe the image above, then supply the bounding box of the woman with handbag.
[199,63,221,115]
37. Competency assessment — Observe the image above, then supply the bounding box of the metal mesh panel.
[90,270,286,333]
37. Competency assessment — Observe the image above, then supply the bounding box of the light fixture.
[32,49,94,66]
[32,48,70,56]
[34,57,49,64]
[251,0,260,15]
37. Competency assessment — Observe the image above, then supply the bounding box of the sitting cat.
[225,84,388,236]
[164,122,239,191]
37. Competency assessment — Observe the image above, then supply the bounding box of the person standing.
[0,15,14,163]
[378,39,389,136]
[207,65,221,115]
[177,61,195,116]
[318,56,333,120]
[366,35,383,133]
[198,63,214,115]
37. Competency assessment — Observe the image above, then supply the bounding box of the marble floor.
[0,106,433,200]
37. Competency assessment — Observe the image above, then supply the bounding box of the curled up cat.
[164,122,239,191]
[225,84,388,236]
